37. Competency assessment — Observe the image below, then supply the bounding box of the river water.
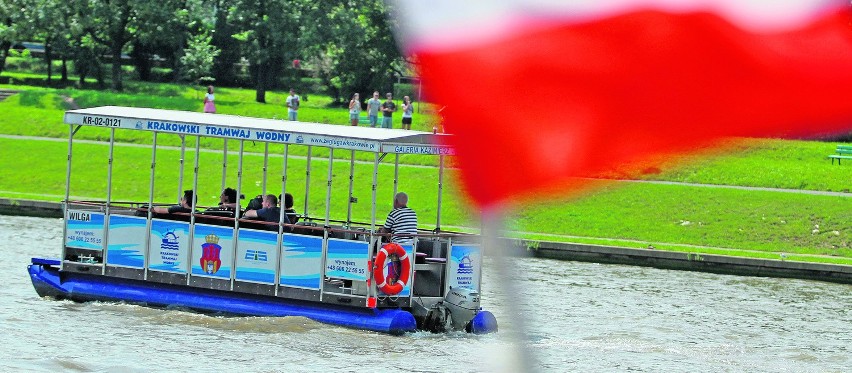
[1,215,849,372]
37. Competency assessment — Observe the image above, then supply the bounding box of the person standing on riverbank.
[381,92,396,129]
[367,91,381,127]
[349,93,361,126]
[203,86,216,113]
[286,89,300,121]
[401,95,413,130]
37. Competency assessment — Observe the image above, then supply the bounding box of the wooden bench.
[828,145,852,165]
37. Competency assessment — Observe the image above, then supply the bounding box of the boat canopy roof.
[64,106,454,155]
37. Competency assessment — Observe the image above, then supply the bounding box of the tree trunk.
[131,41,152,81]
[97,62,105,89]
[0,40,10,78]
[111,44,123,91]
[61,57,68,82]
[45,43,53,83]
[255,60,266,103]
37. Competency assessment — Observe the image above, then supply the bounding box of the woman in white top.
[203,85,216,113]
[401,95,413,130]
[349,93,361,126]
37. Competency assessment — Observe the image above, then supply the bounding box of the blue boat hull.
[28,258,417,335]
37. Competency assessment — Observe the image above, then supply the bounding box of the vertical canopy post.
[231,140,245,290]
[101,128,116,271]
[144,132,158,278]
[437,155,445,231]
[262,142,269,194]
[393,154,400,198]
[304,145,312,217]
[221,139,228,193]
[324,148,334,227]
[177,135,186,203]
[370,153,380,233]
[274,144,289,295]
[60,124,75,269]
[346,150,355,226]
[186,137,201,281]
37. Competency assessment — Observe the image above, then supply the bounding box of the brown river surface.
[1,215,850,372]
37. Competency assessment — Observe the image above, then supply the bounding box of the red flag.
[394,1,852,208]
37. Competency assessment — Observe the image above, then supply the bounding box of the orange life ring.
[373,243,411,295]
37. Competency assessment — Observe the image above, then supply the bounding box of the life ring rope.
[373,243,411,295]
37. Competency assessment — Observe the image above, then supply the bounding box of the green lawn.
[0,80,445,166]
[642,138,852,192]
[508,182,851,257]
[2,77,851,266]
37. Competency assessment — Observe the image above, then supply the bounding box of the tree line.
[0,0,406,103]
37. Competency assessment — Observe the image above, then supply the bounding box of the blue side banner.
[148,219,191,273]
[191,224,234,279]
[279,234,322,290]
[236,228,279,284]
[449,244,482,291]
[106,215,147,268]
[326,238,369,281]
[65,210,105,250]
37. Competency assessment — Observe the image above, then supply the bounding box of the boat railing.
[69,199,476,240]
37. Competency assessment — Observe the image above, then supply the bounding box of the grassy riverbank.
[0,78,444,166]
[1,79,851,265]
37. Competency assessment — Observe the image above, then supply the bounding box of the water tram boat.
[27,106,497,335]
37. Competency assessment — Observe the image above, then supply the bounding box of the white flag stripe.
[392,0,842,51]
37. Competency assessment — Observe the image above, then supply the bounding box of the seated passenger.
[152,190,196,214]
[219,187,239,210]
[283,192,298,224]
[243,194,282,223]
[203,187,239,216]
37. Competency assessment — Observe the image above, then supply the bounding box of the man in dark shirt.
[380,92,396,129]
[152,190,195,214]
[243,194,281,222]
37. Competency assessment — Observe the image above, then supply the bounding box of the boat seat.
[292,221,322,236]
[199,209,235,218]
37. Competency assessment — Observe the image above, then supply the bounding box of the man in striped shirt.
[380,192,418,244]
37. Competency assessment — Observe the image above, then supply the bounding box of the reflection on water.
[1,215,849,372]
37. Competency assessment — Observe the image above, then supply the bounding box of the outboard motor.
[421,287,482,333]
[443,287,481,330]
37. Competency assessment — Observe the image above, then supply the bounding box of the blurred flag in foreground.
[391,0,852,208]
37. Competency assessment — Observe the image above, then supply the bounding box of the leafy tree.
[210,0,241,86]
[229,0,301,103]
[180,31,220,83]
[0,0,34,77]
[72,0,187,90]
[28,0,75,83]
[301,0,405,103]
[72,0,135,90]
[132,0,210,82]
[70,33,107,87]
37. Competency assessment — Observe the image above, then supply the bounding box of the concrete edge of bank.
[3,197,850,285]
[512,240,852,285]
